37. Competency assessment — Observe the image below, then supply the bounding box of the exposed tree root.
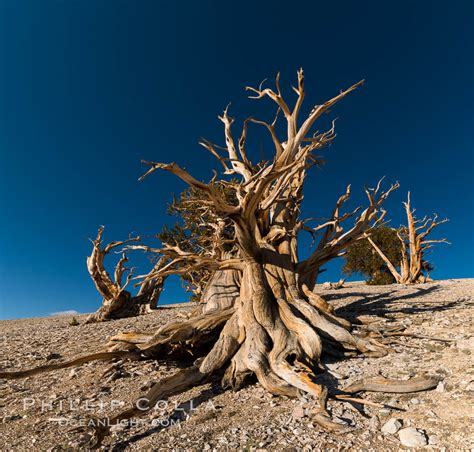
[0,275,441,447]
[0,296,442,448]
[0,71,445,448]
[383,332,455,343]
[0,350,141,379]
[0,309,234,380]
[344,375,440,393]
[334,394,390,409]
[311,386,350,432]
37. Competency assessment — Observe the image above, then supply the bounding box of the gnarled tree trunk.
[199,268,241,314]
[1,70,411,447]
[95,70,398,438]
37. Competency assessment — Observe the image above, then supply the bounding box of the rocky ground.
[0,279,473,451]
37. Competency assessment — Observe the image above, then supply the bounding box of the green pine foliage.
[342,226,402,285]
[156,182,237,299]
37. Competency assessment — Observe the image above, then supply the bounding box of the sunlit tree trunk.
[2,71,406,445]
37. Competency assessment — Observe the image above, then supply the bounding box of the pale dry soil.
[0,279,473,451]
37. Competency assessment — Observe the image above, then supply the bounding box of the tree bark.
[1,70,411,446]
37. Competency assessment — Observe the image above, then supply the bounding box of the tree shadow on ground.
[110,383,224,451]
[107,284,471,448]
[329,285,470,320]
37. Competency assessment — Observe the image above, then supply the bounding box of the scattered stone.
[292,405,305,419]
[425,344,446,352]
[29,352,43,360]
[333,416,349,426]
[106,370,122,383]
[398,427,428,447]
[368,415,380,431]
[69,433,92,447]
[381,418,402,434]
[110,422,128,433]
[456,337,474,351]
[1,280,472,450]
[464,380,474,391]
[2,415,22,423]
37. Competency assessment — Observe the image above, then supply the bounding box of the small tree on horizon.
[366,192,449,284]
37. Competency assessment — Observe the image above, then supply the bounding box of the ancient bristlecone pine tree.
[3,70,428,446]
[85,226,165,322]
[366,192,449,284]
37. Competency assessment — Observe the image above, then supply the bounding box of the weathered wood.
[344,375,440,393]
[4,71,414,447]
[0,350,140,379]
[85,226,165,322]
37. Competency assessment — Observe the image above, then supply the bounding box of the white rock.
[292,405,305,419]
[436,381,445,392]
[465,380,474,391]
[381,418,402,434]
[398,427,428,447]
[368,415,380,431]
[69,433,92,447]
[110,422,127,433]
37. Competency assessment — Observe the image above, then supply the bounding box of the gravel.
[0,279,473,450]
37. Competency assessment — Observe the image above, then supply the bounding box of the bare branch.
[218,106,253,181]
[245,71,292,119]
[299,180,399,281]
[139,160,240,215]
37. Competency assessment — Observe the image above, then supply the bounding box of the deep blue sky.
[0,0,473,319]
